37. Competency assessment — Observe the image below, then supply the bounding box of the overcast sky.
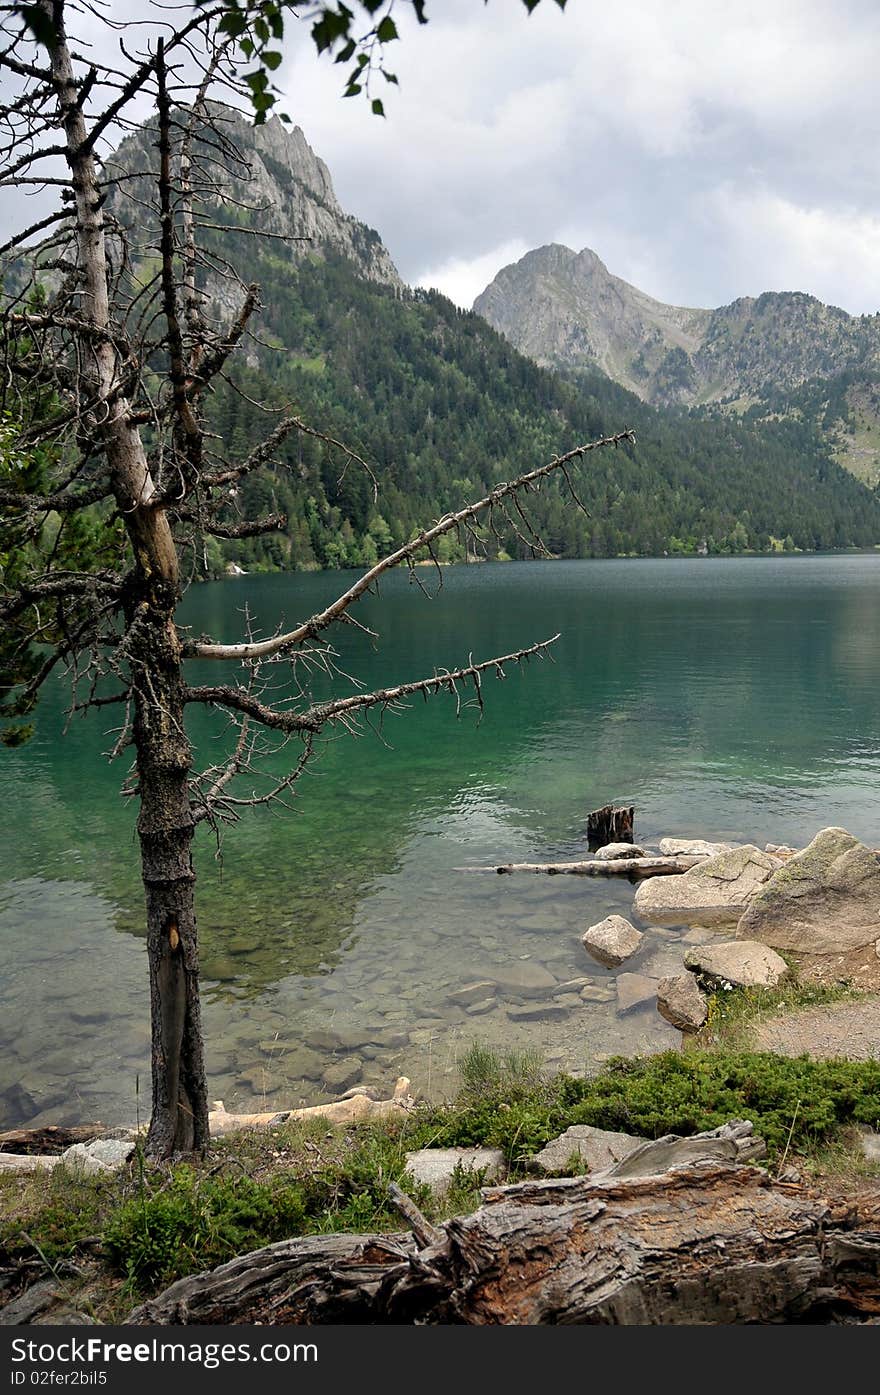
[272,0,880,314]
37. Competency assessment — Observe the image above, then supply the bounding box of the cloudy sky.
[272,0,880,314]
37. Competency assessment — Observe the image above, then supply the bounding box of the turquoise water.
[3,554,880,1127]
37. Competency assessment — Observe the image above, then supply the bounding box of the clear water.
[3,554,880,1128]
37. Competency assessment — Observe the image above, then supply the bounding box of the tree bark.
[46,2,208,1158]
[127,1165,880,1325]
[587,804,634,849]
[129,595,208,1158]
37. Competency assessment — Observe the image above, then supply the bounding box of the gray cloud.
[277,0,880,313]
[5,1,880,315]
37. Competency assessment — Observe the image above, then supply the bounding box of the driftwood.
[461,855,704,878]
[127,1162,880,1325]
[0,1124,109,1155]
[587,804,634,849]
[208,1077,414,1137]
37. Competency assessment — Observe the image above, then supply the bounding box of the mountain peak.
[474,244,878,407]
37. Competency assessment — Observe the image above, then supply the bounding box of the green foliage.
[412,1050,880,1163]
[104,1166,308,1288]
[207,250,880,573]
[561,1052,880,1159]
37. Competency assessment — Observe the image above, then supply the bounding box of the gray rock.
[658,838,735,857]
[506,1002,570,1022]
[634,845,780,927]
[616,973,658,1014]
[656,973,708,1032]
[404,1147,505,1195]
[322,1059,363,1094]
[737,826,880,953]
[581,914,644,968]
[488,961,558,998]
[594,842,650,860]
[529,1124,642,1176]
[580,984,615,1002]
[465,998,497,1016]
[447,981,498,1009]
[685,940,790,989]
[602,1119,766,1178]
[59,1139,135,1176]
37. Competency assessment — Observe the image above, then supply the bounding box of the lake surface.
[3,554,880,1129]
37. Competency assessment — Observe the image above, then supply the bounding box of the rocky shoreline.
[580,826,880,1033]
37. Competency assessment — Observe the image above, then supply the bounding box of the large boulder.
[528,1124,642,1176]
[656,973,708,1032]
[634,845,780,927]
[737,827,880,955]
[581,914,644,968]
[684,940,790,989]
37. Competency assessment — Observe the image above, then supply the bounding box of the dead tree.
[127,1163,880,1324]
[0,2,632,1157]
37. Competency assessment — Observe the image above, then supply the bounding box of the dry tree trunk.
[587,804,634,849]
[127,1164,880,1325]
[47,6,208,1158]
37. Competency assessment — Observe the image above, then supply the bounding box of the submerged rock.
[615,973,658,1014]
[447,981,498,1008]
[684,940,790,989]
[581,914,644,968]
[634,845,779,927]
[488,961,558,998]
[737,826,880,954]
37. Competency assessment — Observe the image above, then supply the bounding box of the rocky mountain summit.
[474,243,880,432]
[107,103,402,292]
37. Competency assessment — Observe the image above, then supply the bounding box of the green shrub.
[105,1167,307,1289]
[560,1052,880,1158]
[413,1051,880,1163]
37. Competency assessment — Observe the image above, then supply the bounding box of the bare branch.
[184,635,559,733]
[184,431,635,660]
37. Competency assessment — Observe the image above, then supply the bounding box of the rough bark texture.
[130,595,207,1158]
[587,804,634,849]
[127,1164,880,1325]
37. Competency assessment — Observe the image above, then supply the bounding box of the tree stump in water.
[587,804,635,850]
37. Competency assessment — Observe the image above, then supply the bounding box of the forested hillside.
[202,246,880,572]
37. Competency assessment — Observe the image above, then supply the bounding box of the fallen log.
[459,854,704,878]
[0,1124,109,1155]
[127,1162,880,1325]
[208,1077,414,1137]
